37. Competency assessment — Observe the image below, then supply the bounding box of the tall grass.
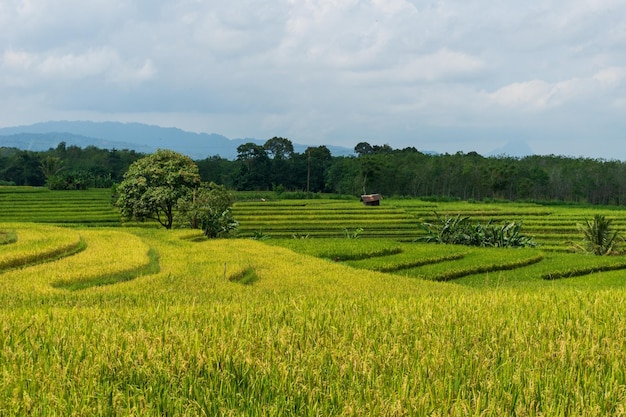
[2,228,626,415]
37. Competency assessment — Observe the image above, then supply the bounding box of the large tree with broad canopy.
[115,149,201,229]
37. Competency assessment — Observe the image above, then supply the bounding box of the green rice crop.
[266,238,404,260]
[0,188,120,226]
[344,243,469,272]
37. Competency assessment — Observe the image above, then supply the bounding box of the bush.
[177,182,238,238]
[47,171,92,190]
[416,213,536,248]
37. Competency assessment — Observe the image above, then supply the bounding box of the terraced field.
[233,199,421,239]
[0,187,120,226]
[233,198,626,252]
[3,187,626,414]
[0,224,155,293]
[392,200,626,251]
[4,186,626,252]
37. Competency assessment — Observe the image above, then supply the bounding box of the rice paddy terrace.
[3,186,626,251]
[3,186,626,414]
[3,186,626,248]
[232,196,626,252]
[3,186,626,283]
[0,187,120,226]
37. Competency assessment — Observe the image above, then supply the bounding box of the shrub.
[177,182,238,238]
[417,213,536,248]
[47,170,92,190]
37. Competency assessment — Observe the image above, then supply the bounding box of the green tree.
[263,137,295,190]
[1,151,45,186]
[357,154,386,195]
[40,156,65,182]
[305,146,332,193]
[354,142,374,156]
[47,170,92,190]
[234,143,270,190]
[196,155,236,188]
[264,137,294,160]
[326,156,361,195]
[115,149,201,229]
[177,182,238,237]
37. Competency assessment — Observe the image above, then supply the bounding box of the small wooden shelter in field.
[360,193,382,206]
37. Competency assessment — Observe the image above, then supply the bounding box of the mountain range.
[0,121,354,160]
[0,120,534,159]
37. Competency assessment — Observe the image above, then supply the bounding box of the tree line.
[3,138,626,205]
[0,142,144,190]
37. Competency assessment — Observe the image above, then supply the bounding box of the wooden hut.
[360,194,382,206]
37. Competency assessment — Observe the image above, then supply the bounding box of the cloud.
[2,49,34,70]
[346,49,485,85]
[2,47,155,86]
[593,67,626,87]
[2,0,626,159]
[489,66,626,111]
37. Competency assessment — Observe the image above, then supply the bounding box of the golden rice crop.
[0,229,150,294]
[0,223,82,271]
[2,226,626,415]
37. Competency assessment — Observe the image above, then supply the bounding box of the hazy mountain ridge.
[0,121,354,160]
[0,132,156,154]
[488,141,534,158]
[0,121,534,159]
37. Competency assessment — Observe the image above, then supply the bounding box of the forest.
[2,138,626,205]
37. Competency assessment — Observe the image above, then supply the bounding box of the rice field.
[2,187,626,415]
[0,187,120,226]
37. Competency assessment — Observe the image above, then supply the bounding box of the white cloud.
[2,49,35,70]
[39,49,118,79]
[370,0,416,15]
[2,47,155,86]
[386,49,485,83]
[593,67,626,87]
[2,0,626,158]
[489,67,626,111]
[489,80,563,110]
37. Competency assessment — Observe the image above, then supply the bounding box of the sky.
[1,0,626,159]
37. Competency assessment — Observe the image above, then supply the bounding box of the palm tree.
[577,214,621,255]
[39,156,65,180]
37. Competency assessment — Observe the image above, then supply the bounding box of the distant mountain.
[0,121,354,160]
[0,132,156,154]
[488,141,534,158]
